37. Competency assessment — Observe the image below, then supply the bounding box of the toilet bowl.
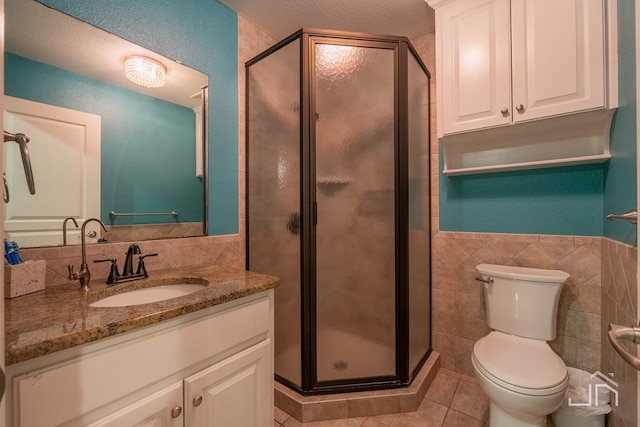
[472,264,570,427]
[472,331,569,426]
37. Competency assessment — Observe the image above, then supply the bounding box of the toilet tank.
[476,264,570,341]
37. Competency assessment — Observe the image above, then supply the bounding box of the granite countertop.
[5,265,280,366]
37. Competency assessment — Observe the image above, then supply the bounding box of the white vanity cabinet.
[431,0,609,137]
[5,291,274,427]
[88,340,271,427]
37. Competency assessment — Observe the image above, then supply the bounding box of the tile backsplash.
[20,234,245,288]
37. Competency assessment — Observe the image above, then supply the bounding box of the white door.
[3,96,101,247]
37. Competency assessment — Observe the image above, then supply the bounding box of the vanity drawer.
[10,295,272,427]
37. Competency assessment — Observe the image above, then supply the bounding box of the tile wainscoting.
[432,231,638,427]
[602,238,638,427]
[432,231,603,375]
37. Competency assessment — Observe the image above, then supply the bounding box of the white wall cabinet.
[428,0,617,175]
[434,0,607,137]
[5,291,274,427]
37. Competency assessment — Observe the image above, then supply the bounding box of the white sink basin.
[89,284,207,308]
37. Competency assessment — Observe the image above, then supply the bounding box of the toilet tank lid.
[476,264,569,283]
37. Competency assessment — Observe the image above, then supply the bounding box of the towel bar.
[608,324,640,370]
[109,211,178,218]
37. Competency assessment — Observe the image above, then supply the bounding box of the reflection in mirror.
[4,0,208,248]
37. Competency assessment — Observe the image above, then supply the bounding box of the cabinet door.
[510,0,605,122]
[183,339,273,427]
[438,0,512,135]
[86,382,183,427]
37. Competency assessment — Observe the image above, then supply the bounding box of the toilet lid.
[474,331,567,391]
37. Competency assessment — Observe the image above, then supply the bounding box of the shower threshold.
[274,351,440,423]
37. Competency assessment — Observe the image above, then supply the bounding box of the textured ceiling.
[219,0,436,40]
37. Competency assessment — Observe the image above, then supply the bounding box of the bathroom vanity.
[3,265,279,426]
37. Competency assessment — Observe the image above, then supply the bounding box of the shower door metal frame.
[246,28,432,396]
[305,31,404,394]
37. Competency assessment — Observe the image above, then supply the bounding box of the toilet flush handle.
[475,276,493,284]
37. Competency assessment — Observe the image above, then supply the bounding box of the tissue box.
[4,260,46,298]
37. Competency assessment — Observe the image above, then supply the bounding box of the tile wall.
[432,232,603,375]
[19,234,245,288]
[602,238,638,427]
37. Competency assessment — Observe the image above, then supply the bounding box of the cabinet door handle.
[193,395,203,407]
[515,104,525,112]
[500,107,509,115]
[171,406,182,418]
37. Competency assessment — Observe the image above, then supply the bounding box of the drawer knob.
[515,104,525,112]
[193,395,203,407]
[500,107,509,115]
[171,406,182,418]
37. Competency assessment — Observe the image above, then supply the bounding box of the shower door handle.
[286,212,300,236]
[313,201,317,226]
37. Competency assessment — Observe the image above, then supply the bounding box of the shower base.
[274,351,440,423]
[277,328,397,382]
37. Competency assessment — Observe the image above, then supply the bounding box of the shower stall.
[246,29,431,395]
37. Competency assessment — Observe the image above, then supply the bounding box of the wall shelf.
[441,109,616,175]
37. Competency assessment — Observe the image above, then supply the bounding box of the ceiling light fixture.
[124,56,166,88]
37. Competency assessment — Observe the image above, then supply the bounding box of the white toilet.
[472,264,571,427]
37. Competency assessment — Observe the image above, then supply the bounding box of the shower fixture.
[3,130,35,195]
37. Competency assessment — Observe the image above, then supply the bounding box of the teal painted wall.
[40,0,239,235]
[5,53,202,225]
[603,0,637,246]
[439,162,604,235]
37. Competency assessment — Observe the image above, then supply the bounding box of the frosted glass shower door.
[313,41,396,382]
[246,40,302,387]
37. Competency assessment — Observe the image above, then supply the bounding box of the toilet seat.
[473,331,568,396]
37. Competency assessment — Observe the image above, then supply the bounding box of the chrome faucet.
[62,217,79,246]
[68,218,108,291]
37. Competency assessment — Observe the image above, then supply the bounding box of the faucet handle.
[94,258,120,284]
[136,253,158,277]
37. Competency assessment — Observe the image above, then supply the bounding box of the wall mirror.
[4,0,208,248]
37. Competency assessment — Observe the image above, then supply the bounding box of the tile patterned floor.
[274,368,490,427]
